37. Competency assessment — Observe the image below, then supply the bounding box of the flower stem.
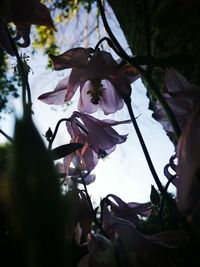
[80,173,107,235]
[5,25,32,115]
[125,97,164,194]
[48,118,70,150]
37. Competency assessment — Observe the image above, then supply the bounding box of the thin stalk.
[97,0,181,141]
[125,97,164,194]
[48,118,70,150]
[0,129,13,142]
[5,25,32,113]
[80,173,107,235]
[94,36,122,57]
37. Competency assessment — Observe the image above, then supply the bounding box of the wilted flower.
[38,47,139,115]
[0,0,54,55]
[63,111,130,182]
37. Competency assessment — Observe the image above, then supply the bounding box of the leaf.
[51,143,83,160]
[6,113,66,267]
[150,185,160,206]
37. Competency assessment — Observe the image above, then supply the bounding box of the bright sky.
[0,3,176,204]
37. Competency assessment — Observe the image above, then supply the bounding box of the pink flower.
[38,47,139,115]
[64,112,130,178]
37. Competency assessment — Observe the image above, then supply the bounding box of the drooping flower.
[152,68,200,138]
[100,199,189,267]
[63,111,130,182]
[38,47,139,115]
[0,0,54,55]
[104,194,152,225]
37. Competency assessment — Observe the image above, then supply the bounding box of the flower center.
[87,79,104,105]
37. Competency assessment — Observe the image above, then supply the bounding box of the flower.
[104,194,152,225]
[100,199,189,267]
[152,68,200,139]
[38,47,139,115]
[0,0,54,55]
[63,111,130,180]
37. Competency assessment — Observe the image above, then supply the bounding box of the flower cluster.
[39,47,138,184]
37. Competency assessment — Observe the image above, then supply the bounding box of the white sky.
[0,3,176,203]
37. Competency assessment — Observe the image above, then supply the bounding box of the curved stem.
[48,118,70,150]
[125,97,164,194]
[97,0,181,141]
[94,36,122,57]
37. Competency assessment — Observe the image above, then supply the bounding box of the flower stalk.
[124,97,164,194]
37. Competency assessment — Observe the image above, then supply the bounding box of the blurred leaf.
[150,185,160,207]
[6,113,67,267]
[51,143,83,160]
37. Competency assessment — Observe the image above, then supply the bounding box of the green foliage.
[0,49,19,114]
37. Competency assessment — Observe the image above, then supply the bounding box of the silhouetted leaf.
[150,185,160,207]
[51,143,83,160]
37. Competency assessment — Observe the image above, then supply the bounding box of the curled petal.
[10,0,55,29]
[106,194,152,225]
[49,47,93,70]
[38,77,69,105]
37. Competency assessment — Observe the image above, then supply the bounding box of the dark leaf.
[51,143,83,160]
[150,185,160,206]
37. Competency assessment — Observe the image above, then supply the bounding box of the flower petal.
[99,80,124,115]
[78,81,99,114]
[49,47,93,70]
[38,77,68,105]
